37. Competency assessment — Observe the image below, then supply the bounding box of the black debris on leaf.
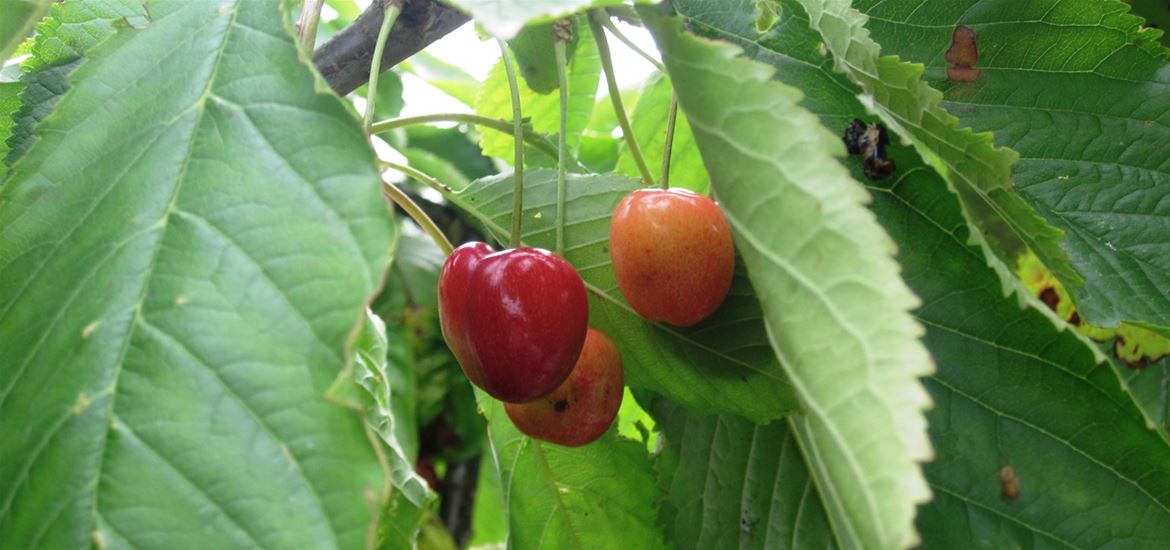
[842,118,897,181]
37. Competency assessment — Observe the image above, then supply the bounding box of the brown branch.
[314,0,469,96]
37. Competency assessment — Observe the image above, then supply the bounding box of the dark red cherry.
[438,241,495,388]
[463,248,588,403]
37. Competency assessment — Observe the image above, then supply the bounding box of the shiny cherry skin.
[438,241,496,388]
[463,247,588,403]
[505,328,624,447]
[609,188,735,326]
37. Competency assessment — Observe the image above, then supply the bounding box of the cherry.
[505,328,624,447]
[439,244,589,403]
[609,188,735,326]
[438,241,495,388]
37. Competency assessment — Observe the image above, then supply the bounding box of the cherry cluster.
[438,188,734,447]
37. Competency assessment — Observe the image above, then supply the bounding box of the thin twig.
[589,11,654,185]
[364,1,402,133]
[497,38,525,249]
[298,0,326,53]
[661,93,678,189]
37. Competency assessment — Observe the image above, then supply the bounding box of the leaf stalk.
[379,173,454,256]
[363,1,402,134]
[497,38,525,248]
[554,20,571,256]
[589,11,655,185]
[661,93,678,189]
[297,0,326,53]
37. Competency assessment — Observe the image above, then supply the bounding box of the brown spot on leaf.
[1038,287,1060,312]
[999,465,1020,500]
[947,66,981,82]
[945,26,979,67]
[946,26,980,82]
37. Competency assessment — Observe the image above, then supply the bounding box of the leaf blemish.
[82,321,100,339]
[999,465,1020,500]
[945,26,981,82]
[74,393,91,415]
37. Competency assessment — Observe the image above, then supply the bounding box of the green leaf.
[470,440,508,547]
[448,169,801,422]
[401,51,479,107]
[646,394,836,550]
[350,311,435,549]
[508,19,580,94]
[1129,0,1170,46]
[0,1,397,547]
[476,18,599,163]
[373,226,486,462]
[0,0,50,64]
[0,78,21,179]
[478,393,666,549]
[404,123,497,181]
[356,69,405,121]
[4,0,146,169]
[643,7,933,549]
[441,0,624,39]
[790,0,1079,306]
[616,72,708,193]
[616,387,654,451]
[867,141,1170,550]
[669,1,1170,545]
[851,0,1170,335]
[324,0,361,22]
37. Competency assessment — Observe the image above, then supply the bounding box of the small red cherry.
[438,241,495,388]
[609,188,735,326]
[505,328,624,447]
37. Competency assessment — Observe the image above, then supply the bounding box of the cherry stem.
[297,0,326,53]
[661,93,678,190]
[554,24,570,256]
[379,159,454,196]
[597,16,663,72]
[370,113,581,169]
[497,38,525,249]
[363,1,402,134]
[379,173,455,256]
[589,11,654,186]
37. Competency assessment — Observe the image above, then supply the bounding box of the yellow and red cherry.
[505,328,624,447]
[609,188,735,326]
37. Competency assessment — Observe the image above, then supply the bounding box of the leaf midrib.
[83,2,244,545]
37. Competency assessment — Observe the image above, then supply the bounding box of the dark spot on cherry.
[554,399,569,413]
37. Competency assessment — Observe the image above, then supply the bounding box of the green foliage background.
[2,0,1169,548]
